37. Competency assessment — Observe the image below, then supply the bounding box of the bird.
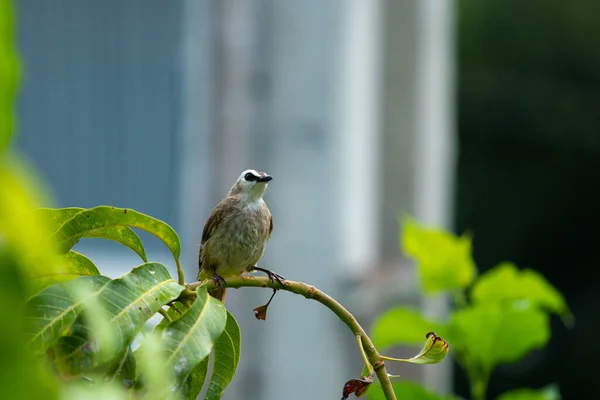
[197,169,284,302]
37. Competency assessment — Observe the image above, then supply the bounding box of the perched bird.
[197,169,284,302]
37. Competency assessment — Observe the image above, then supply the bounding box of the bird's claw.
[212,273,226,289]
[253,266,286,288]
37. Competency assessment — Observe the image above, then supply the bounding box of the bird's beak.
[257,175,273,183]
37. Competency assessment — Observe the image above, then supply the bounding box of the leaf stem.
[356,335,374,376]
[157,308,171,322]
[187,277,397,400]
[176,259,185,285]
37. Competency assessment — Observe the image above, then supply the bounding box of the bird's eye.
[244,172,257,182]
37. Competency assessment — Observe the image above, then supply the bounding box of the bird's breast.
[202,201,271,276]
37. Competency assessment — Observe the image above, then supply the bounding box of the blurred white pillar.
[414,0,456,394]
[177,0,215,278]
[335,0,382,278]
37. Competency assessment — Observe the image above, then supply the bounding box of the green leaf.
[54,263,185,372]
[0,0,20,154]
[385,332,449,365]
[401,216,476,293]
[160,285,227,385]
[205,311,241,399]
[448,302,550,372]
[497,385,561,400]
[61,379,129,400]
[181,357,210,400]
[63,250,100,275]
[54,206,178,265]
[28,250,102,299]
[35,207,83,232]
[133,332,180,400]
[372,307,447,349]
[25,275,110,353]
[37,207,149,262]
[104,346,137,388]
[368,381,456,400]
[471,262,571,321]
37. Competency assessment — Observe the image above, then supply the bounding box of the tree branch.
[186,276,397,400]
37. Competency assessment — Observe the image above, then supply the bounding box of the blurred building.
[14,0,457,399]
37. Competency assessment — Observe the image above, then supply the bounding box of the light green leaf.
[181,357,210,400]
[161,285,227,385]
[37,207,149,262]
[54,206,178,266]
[497,385,561,400]
[0,0,20,154]
[28,250,102,297]
[54,263,185,373]
[384,332,449,365]
[205,311,241,399]
[61,379,129,400]
[63,250,100,275]
[449,302,550,372]
[24,275,110,353]
[472,262,571,321]
[372,307,447,349]
[35,207,83,232]
[401,216,476,293]
[134,332,180,400]
[368,381,457,400]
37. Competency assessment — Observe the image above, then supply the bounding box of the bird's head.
[229,169,273,200]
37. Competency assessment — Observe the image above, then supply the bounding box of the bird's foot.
[252,266,286,288]
[212,272,226,289]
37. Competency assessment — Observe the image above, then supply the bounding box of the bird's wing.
[268,213,273,239]
[201,200,229,244]
[198,199,230,275]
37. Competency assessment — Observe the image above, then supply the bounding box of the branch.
[186,276,397,400]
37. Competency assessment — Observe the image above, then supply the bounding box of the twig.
[186,276,397,400]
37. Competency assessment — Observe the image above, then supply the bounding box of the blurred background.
[12,0,598,399]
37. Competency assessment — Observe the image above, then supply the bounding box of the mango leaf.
[36,207,148,262]
[368,381,457,400]
[401,216,476,293]
[497,385,561,400]
[28,250,101,296]
[161,285,227,385]
[133,332,179,400]
[471,262,571,322]
[35,207,83,232]
[54,206,178,265]
[104,346,137,388]
[25,275,110,353]
[372,307,447,349]
[54,263,185,372]
[63,250,100,275]
[205,311,241,399]
[448,302,550,372]
[181,357,210,400]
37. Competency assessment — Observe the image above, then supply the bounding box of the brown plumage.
[198,169,281,302]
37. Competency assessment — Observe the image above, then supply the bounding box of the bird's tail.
[209,287,227,303]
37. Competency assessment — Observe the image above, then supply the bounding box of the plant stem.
[157,308,171,322]
[175,259,185,285]
[186,277,397,400]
